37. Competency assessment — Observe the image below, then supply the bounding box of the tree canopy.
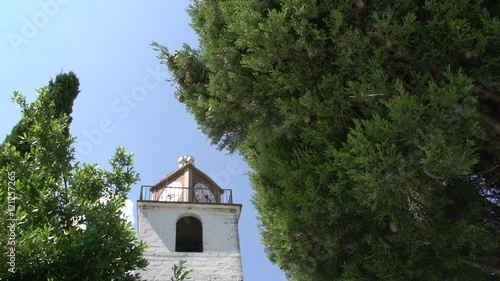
[0,76,147,280]
[0,72,80,169]
[154,0,500,280]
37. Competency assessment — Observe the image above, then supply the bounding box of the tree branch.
[477,163,500,176]
[422,166,447,180]
[460,257,500,275]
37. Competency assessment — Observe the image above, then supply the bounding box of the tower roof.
[150,157,224,193]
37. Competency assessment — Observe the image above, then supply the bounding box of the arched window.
[175,216,203,252]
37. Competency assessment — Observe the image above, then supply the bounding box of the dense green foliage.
[0,72,80,168]
[0,79,147,280]
[154,0,500,280]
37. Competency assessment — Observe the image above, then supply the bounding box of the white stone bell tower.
[137,156,243,281]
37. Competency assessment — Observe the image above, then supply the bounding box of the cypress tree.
[154,1,500,279]
[0,72,80,168]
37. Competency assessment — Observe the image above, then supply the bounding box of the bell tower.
[137,156,243,280]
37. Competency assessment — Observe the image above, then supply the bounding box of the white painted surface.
[138,202,243,281]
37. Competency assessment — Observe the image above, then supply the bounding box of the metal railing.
[139,185,234,204]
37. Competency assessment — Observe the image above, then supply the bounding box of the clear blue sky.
[0,1,286,280]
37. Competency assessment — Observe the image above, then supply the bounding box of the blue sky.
[0,1,286,280]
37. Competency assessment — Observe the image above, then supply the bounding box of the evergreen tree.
[0,71,80,168]
[0,81,147,280]
[154,0,500,279]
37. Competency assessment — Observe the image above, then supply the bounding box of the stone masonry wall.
[138,202,243,281]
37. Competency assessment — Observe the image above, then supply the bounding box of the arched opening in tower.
[175,216,203,252]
